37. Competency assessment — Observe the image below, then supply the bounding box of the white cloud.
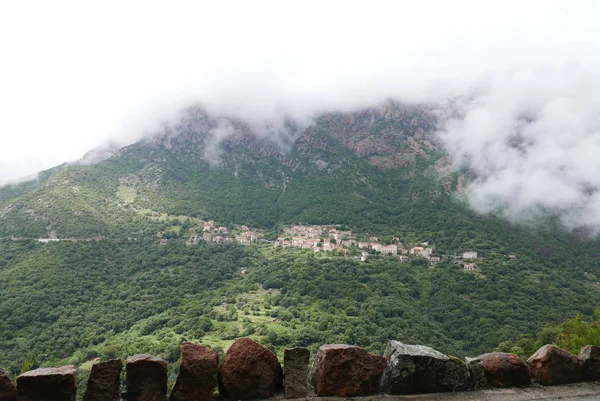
[438,65,600,232]
[1,0,600,230]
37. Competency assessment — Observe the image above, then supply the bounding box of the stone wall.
[1,338,599,401]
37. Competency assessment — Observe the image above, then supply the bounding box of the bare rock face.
[580,345,600,380]
[83,359,122,401]
[309,344,386,397]
[218,338,283,400]
[284,348,310,399]
[126,354,168,401]
[380,341,470,394]
[470,352,530,388]
[16,366,77,401]
[527,345,583,386]
[0,368,16,401]
[170,343,218,401]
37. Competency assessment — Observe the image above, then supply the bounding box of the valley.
[0,103,599,391]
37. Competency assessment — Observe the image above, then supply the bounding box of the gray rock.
[580,345,600,381]
[380,341,470,394]
[0,367,16,401]
[284,348,310,399]
[16,366,77,401]
[466,357,489,389]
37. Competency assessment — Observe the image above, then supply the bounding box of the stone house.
[463,251,478,259]
[381,244,398,255]
[411,246,433,258]
[464,263,476,270]
[420,247,434,258]
[410,246,423,255]
[342,239,357,247]
[323,243,336,252]
[370,243,383,252]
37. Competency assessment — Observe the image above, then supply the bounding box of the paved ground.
[273,382,600,401]
[372,382,600,400]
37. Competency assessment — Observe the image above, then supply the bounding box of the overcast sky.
[1,1,600,229]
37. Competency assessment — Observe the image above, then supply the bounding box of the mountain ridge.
[0,101,599,381]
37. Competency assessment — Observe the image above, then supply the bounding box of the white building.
[463,251,478,259]
[370,243,383,252]
[381,244,398,255]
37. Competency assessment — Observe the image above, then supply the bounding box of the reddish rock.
[218,338,283,400]
[527,345,583,386]
[83,359,122,401]
[126,354,168,401]
[580,345,600,380]
[475,352,530,387]
[170,343,218,401]
[309,344,386,397]
[284,348,310,399]
[0,368,16,401]
[16,365,76,401]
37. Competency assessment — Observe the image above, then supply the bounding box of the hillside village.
[182,222,489,269]
[272,225,487,268]
[187,220,265,246]
[273,225,440,263]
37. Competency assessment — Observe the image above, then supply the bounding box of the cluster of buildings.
[358,238,399,255]
[164,220,489,271]
[165,220,490,271]
[358,241,443,264]
[461,251,478,270]
[189,221,264,245]
[273,226,448,265]
[273,225,352,252]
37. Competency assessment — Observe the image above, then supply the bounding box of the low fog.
[1,1,600,231]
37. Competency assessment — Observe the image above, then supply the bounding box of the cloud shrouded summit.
[1,0,600,231]
[438,66,600,233]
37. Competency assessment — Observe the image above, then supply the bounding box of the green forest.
[0,238,597,382]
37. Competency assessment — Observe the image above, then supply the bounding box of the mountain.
[0,102,449,238]
[0,101,599,384]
